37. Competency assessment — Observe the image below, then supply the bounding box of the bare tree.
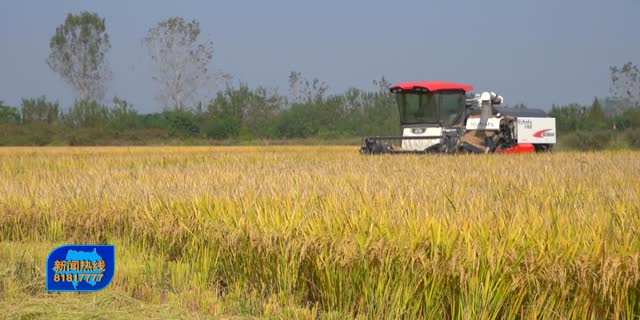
[610,62,640,108]
[47,12,111,102]
[287,71,328,105]
[144,17,214,110]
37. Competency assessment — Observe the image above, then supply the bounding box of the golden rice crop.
[0,146,639,319]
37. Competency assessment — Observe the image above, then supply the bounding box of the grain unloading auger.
[360,81,556,154]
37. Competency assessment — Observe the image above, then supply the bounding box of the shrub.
[560,130,613,150]
[625,129,640,148]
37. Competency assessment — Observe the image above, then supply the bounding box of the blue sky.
[1,0,639,112]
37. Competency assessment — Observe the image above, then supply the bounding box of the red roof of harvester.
[390,81,474,92]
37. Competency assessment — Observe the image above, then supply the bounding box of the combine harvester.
[360,81,556,154]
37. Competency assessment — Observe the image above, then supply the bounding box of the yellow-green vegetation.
[1,146,639,319]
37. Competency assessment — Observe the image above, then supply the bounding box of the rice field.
[0,146,639,319]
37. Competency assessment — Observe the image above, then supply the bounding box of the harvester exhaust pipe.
[478,91,504,129]
[479,92,493,129]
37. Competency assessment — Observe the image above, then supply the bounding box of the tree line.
[0,74,399,145]
[1,11,639,149]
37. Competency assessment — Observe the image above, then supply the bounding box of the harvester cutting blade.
[360,136,444,154]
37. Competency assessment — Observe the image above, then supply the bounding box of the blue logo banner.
[46,244,116,292]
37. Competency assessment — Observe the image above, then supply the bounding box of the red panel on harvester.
[496,144,535,154]
[390,81,474,93]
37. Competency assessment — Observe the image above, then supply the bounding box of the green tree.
[47,12,111,102]
[204,87,244,139]
[362,77,398,136]
[63,100,110,128]
[616,108,640,130]
[164,110,200,137]
[276,104,316,138]
[243,86,283,138]
[583,97,608,130]
[589,97,605,118]
[144,17,214,111]
[109,97,140,129]
[549,103,586,133]
[341,88,367,135]
[21,96,60,124]
[0,101,20,124]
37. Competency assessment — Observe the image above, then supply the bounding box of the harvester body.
[360,81,556,154]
